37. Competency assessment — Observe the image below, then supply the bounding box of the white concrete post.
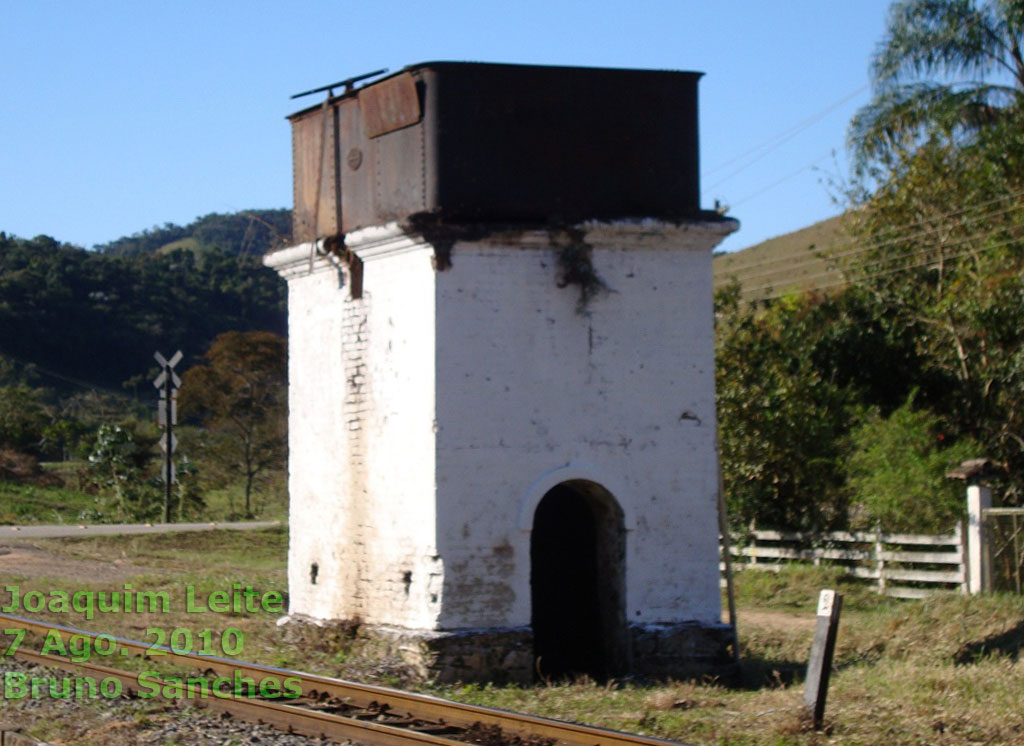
[966,482,992,594]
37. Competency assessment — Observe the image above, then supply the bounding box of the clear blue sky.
[0,1,892,253]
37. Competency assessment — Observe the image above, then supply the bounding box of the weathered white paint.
[265,217,737,633]
[516,462,633,532]
[269,234,440,628]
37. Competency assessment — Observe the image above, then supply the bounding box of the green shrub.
[846,397,979,532]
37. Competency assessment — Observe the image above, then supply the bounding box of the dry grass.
[712,215,848,303]
[438,573,1024,746]
[3,534,1024,745]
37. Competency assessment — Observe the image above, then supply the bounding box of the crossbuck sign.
[153,350,182,523]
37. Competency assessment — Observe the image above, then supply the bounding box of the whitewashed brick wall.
[266,218,736,632]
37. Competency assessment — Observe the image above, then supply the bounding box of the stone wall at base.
[351,625,534,684]
[630,622,736,679]
[281,615,735,684]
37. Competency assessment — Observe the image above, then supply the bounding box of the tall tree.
[716,287,857,532]
[838,2,1024,506]
[842,114,1024,501]
[0,357,50,456]
[850,0,1024,169]
[715,275,940,532]
[179,331,287,517]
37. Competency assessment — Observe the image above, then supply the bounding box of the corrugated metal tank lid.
[289,61,708,240]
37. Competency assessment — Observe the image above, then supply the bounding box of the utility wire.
[728,152,835,209]
[0,346,136,401]
[702,86,867,191]
[732,185,1024,271]
[717,206,1024,290]
[721,211,1024,292]
[730,218,1023,297]
[758,235,1021,301]
[746,230,1023,301]
[813,188,1024,257]
[715,186,1024,279]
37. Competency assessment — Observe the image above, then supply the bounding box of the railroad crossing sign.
[153,368,182,391]
[157,397,177,427]
[153,350,183,523]
[159,432,178,453]
[154,350,182,372]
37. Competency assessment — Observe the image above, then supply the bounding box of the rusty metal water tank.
[289,61,703,243]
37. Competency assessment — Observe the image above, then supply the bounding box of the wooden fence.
[721,524,966,599]
[982,507,1024,593]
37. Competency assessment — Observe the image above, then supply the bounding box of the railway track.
[0,613,697,746]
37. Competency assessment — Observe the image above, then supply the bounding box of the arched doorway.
[530,480,628,681]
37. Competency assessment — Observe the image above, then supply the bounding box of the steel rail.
[0,612,697,746]
[9,647,462,746]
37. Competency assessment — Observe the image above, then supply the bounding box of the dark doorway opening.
[530,480,627,681]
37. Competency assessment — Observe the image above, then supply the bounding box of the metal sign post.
[153,350,182,523]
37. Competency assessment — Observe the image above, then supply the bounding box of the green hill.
[713,215,849,302]
[5,208,854,394]
[0,210,291,394]
[95,209,291,257]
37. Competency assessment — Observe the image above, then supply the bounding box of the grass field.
[713,215,848,303]
[0,469,287,525]
[2,528,1023,745]
[0,480,99,525]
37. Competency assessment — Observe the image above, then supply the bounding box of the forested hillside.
[0,211,289,392]
[95,209,291,257]
[0,211,291,523]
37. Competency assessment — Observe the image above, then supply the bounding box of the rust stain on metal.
[288,62,707,245]
[290,103,340,240]
[290,112,324,241]
[339,97,374,236]
[361,72,421,138]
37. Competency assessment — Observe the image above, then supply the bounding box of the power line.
[731,219,1023,298]
[721,212,1023,292]
[702,85,867,192]
[758,243,1004,300]
[727,151,835,209]
[752,232,1023,301]
[0,346,137,401]
[822,189,1024,255]
[715,186,1024,280]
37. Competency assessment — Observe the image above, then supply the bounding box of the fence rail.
[982,507,1024,593]
[720,524,966,599]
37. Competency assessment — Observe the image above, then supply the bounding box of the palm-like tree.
[850,0,1024,167]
